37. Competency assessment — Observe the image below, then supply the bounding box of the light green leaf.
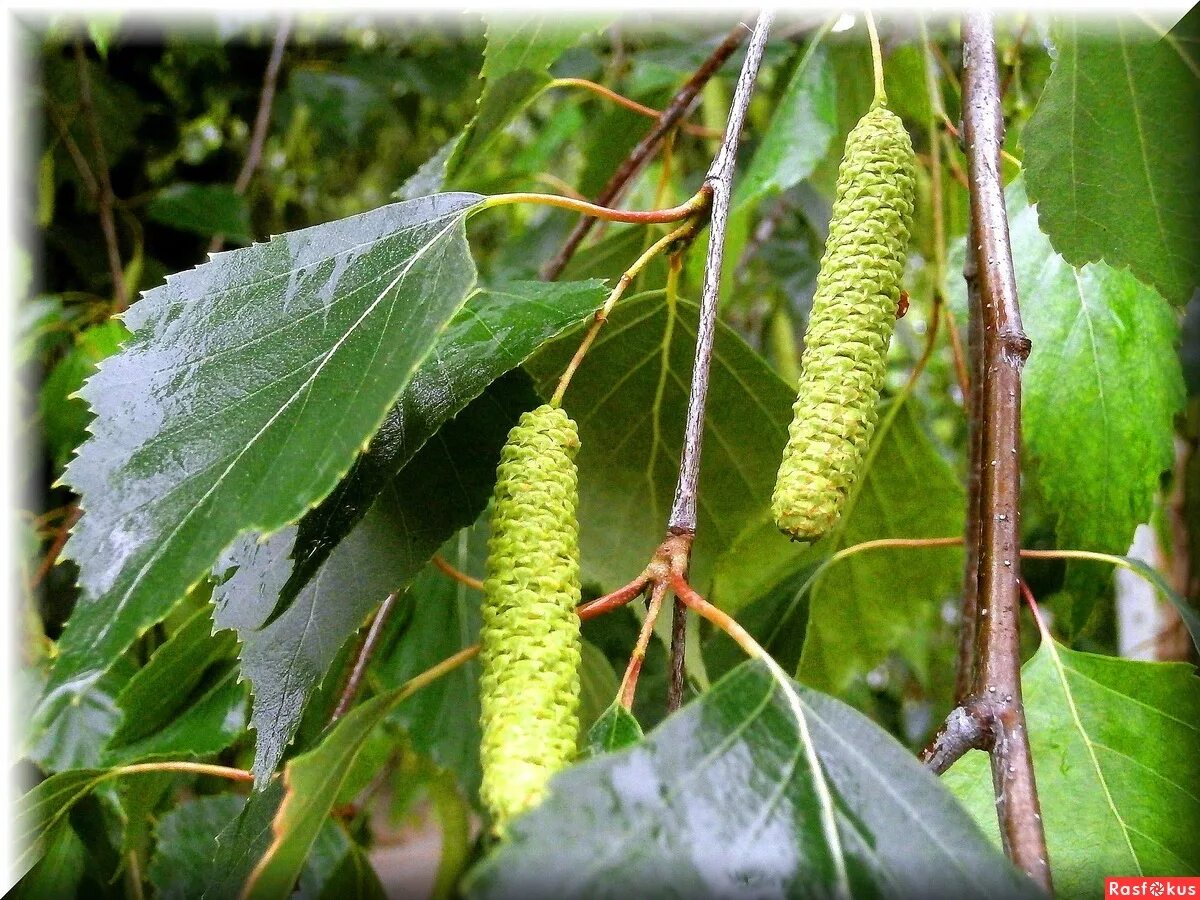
[446,16,606,183]
[467,660,1036,898]
[526,292,796,594]
[585,700,642,756]
[44,192,483,734]
[944,640,1200,895]
[1022,15,1200,304]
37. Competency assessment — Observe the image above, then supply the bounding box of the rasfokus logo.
[1106,878,1200,897]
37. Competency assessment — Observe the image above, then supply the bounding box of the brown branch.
[73,40,127,312]
[540,24,747,280]
[210,19,290,254]
[330,589,403,723]
[926,15,1051,892]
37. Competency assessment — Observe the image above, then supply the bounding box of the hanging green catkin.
[772,102,916,541]
[478,403,583,834]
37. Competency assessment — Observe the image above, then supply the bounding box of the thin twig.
[619,581,666,709]
[552,217,704,406]
[210,18,290,253]
[548,78,722,138]
[432,554,484,592]
[668,11,774,535]
[331,590,403,723]
[483,188,710,225]
[927,15,1051,891]
[73,40,127,312]
[541,24,747,280]
[30,504,80,591]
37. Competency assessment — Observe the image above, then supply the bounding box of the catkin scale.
[772,103,916,541]
[478,404,583,834]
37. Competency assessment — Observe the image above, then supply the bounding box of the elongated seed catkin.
[772,103,916,541]
[479,404,583,834]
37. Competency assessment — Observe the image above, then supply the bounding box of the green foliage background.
[15,11,1200,899]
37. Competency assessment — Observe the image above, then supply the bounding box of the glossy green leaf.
[45,192,483,737]
[962,179,1184,625]
[526,292,795,594]
[467,660,1037,898]
[585,700,642,756]
[214,374,536,784]
[944,640,1200,895]
[251,279,605,626]
[28,656,135,772]
[735,41,836,209]
[147,183,252,243]
[1022,15,1200,304]
[798,403,965,693]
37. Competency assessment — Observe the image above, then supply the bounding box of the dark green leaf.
[1022,16,1200,304]
[578,639,621,740]
[375,523,487,795]
[148,793,247,900]
[14,821,87,899]
[29,656,135,772]
[467,660,1037,899]
[240,668,458,900]
[585,700,642,756]
[526,292,795,594]
[146,183,252,243]
[45,192,483,737]
[201,781,285,900]
[106,604,238,754]
[213,375,536,784]
[258,279,605,625]
[15,769,107,885]
[944,639,1200,895]
[296,820,386,900]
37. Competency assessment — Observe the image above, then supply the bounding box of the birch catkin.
[478,404,583,834]
[772,102,916,541]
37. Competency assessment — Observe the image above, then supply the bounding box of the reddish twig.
[923,14,1051,892]
[73,40,127,312]
[432,554,484,592]
[540,24,747,280]
[30,504,81,591]
[618,581,667,709]
[209,18,290,253]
